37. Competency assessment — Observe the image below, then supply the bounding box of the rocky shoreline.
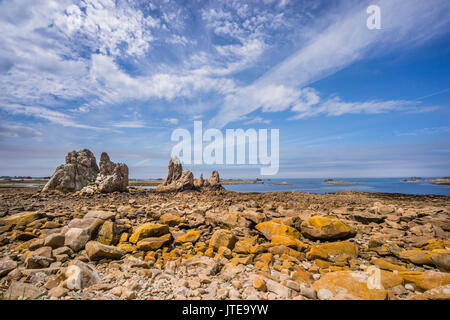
[0,186,449,300]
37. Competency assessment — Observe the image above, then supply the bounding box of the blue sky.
[0,0,449,179]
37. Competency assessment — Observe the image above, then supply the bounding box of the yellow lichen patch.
[306,241,358,263]
[380,270,404,289]
[209,229,237,250]
[160,212,184,226]
[174,230,200,244]
[0,211,42,228]
[312,271,387,300]
[255,221,300,240]
[230,254,253,265]
[234,236,258,254]
[136,233,171,251]
[253,277,267,291]
[398,271,450,291]
[271,235,309,252]
[292,270,313,285]
[117,242,136,253]
[129,223,170,244]
[371,258,408,272]
[397,248,434,265]
[97,220,116,245]
[301,216,355,240]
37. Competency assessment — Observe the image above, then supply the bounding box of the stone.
[317,288,334,300]
[182,256,221,276]
[312,271,387,300]
[42,149,99,192]
[431,250,450,272]
[0,258,17,277]
[160,212,184,226]
[129,223,170,244]
[48,286,68,298]
[407,285,450,300]
[210,229,237,250]
[255,221,300,240]
[136,234,171,251]
[306,241,359,262]
[85,241,125,261]
[63,260,100,290]
[44,233,65,249]
[301,216,356,240]
[271,235,308,251]
[67,218,103,237]
[0,211,42,229]
[175,230,201,244]
[234,236,258,254]
[253,277,267,291]
[97,220,117,245]
[398,271,450,292]
[4,281,45,300]
[84,210,116,221]
[64,228,90,252]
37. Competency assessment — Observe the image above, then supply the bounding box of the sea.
[221,178,450,196]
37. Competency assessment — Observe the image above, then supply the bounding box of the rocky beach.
[0,150,449,301]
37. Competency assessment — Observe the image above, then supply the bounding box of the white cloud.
[209,0,450,128]
[163,118,179,125]
[0,122,42,139]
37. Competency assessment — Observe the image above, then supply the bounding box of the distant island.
[323,179,366,185]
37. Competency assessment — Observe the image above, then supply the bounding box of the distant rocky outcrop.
[156,158,194,192]
[80,152,129,194]
[42,149,99,193]
[157,158,223,192]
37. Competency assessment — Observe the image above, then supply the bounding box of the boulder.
[85,241,125,261]
[63,260,100,290]
[312,271,387,300]
[129,223,170,243]
[4,281,45,299]
[136,234,171,251]
[44,233,65,249]
[64,228,90,252]
[174,230,201,244]
[301,216,356,240]
[0,211,42,229]
[210,229,237,250]
[42,149,99,192]
[306,241,359,262]
[255,220,300,240]
[0,258,17,277]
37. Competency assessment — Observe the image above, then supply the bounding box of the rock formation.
[80,152,129,194]
[42,149,99,193]
[209,170,220,186]
[156,157,194,192]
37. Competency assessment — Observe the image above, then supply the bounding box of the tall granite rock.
[42,149,99,193]
[79,152,129,194]
[96,152,129,193]
[156,157,194,192]
[209,170,220,186]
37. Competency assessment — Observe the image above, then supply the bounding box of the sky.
[0,0,449,179]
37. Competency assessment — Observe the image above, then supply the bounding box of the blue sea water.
[222,178,450,196]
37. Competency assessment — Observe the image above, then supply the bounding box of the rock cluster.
[0,188,449,300]
[157,158,222,192]
[42,149,128,194]
[42,149,99,193]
